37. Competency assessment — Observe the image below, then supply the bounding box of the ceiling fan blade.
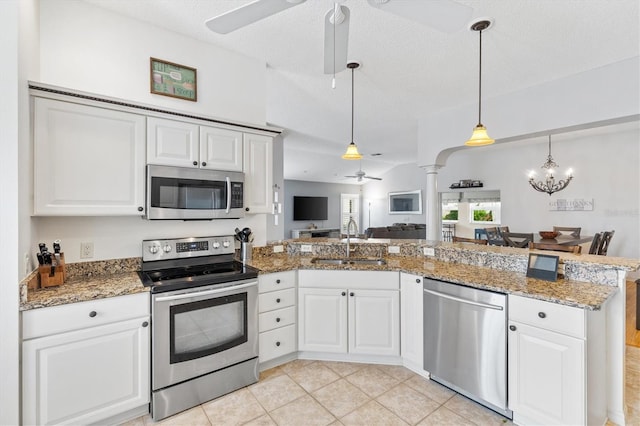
[324,5,350,74]
[206,0,307,34]
[344,175,358,178]
[366,0,472,33]
[364,176,382,180]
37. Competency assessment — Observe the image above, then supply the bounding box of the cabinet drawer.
[259,271,296,294]
[259,324,296,363]
[259,306,296,333]
[23,293,150,340]
[509,295,585,339]
[258,288,295,313]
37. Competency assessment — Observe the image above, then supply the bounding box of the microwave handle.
[226,176,231,214]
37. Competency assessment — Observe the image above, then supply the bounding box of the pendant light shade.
[465,20,494,147]
[342,62,363,160]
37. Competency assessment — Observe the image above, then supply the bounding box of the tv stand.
[291,228,341,239]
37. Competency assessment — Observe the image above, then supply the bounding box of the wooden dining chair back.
[553,226,582,237]
[597,230,615,256]
[588,233,602,255]
[502,232,534,248]
[528,242,582,254]
[484,227,504,246]
[453,236,489,245]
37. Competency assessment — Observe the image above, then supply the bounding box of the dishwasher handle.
[424,288,504,311]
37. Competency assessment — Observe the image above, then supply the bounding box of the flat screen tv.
[293,196,328,221]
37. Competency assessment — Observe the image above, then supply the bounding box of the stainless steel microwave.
[146,165,245,220]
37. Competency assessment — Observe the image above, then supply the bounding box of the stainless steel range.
[139,236,259,421]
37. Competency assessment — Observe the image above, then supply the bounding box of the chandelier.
[528,135,573,195]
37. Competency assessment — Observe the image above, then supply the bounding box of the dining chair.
[529,242,582,254]
[453,236,488,245]
[588,233,602,254]
[484,227,504,246]
[553,226,582,237]
[502,232,534,248]
[597,230,615,256]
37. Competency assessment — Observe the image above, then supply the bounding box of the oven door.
[151,279,258,390]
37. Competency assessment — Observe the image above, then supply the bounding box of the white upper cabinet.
[147,117,243,171]
[147,117,199,167]
[200,126,243,171]
[243,133,273,214]
[33,98,146,216]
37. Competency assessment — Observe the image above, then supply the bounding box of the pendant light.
[528,135,573,195]
[465,20,494,147]
[342,62,363,160]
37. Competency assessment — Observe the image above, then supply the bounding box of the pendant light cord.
[477,28,483,126]
[351,66,354,143]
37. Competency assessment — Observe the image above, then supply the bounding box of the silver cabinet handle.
[155,281,257,302]
[225,176,231,214]
[423,289,504,311]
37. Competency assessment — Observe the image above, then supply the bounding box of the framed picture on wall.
[150,57,197,101]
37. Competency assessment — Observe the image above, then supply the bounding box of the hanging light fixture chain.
[351,65,354,143]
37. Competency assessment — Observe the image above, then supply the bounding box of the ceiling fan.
[345,165,382,182]
[205,0,472,74]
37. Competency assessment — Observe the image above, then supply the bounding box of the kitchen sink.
[311,257,387,266]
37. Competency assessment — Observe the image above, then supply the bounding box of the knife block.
[39,253,66,288]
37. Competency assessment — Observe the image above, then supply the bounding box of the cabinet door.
[243,133,273,214]
[199,126,243,171]
[298,288,347,353]
[147,117,199,167]
[508,321,584,425]
[400,273,423,369]
[33,98,146,215]
[348,289,400,356]
[22,317,150,425]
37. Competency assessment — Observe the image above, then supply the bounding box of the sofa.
[364,223,426,239]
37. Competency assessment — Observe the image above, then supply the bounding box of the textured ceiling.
[83,0,639,183]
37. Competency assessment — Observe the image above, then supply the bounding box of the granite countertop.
[249,254,617,310]
[21,250,619,312]
[20,271,148,311]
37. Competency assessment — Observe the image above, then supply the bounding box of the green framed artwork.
[150,58,197,101]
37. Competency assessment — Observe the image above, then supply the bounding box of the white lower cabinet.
[400,273,424,373]
[22,293,150,425]
[298,270,399,357]
[258,271,297,365]
[508,295,606,426]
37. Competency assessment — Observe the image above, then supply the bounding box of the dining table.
[533,234,594,245]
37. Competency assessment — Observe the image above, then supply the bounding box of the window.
[469,201,501,224]
[442,202,459,222]
[341,194,360,235]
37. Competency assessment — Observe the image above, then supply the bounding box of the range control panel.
[142,236,235,262]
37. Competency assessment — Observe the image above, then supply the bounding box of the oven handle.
[225,176,231,214]
[154,281,257,302]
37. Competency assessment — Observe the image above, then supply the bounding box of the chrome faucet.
[346,217,358,258]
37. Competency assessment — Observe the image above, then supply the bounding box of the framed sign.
[526,253,559,281]
[150,57,197,101]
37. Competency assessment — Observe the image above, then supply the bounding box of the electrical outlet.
[24,252,31,275]
[272,245,284,253]
[388,246,400,254]
[424,247,435,256]
[301,244,313,253]
[80,242,94,259]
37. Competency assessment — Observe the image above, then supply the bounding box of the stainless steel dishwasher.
[423,278,512,419]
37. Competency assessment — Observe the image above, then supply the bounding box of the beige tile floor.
[125,348,640,426]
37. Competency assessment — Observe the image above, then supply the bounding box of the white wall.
[361,163,427,228]
[33,1,274,260]
[284,180,362,238]
[39,0,266,125]
[437,123,640,258]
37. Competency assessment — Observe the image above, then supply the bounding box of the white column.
[421,164,441,241]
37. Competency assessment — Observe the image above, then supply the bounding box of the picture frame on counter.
[150,57,197,101]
